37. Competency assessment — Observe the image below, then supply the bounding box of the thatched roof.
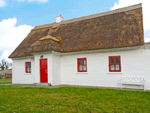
[9,3,144,58]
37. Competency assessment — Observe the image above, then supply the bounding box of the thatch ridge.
[32,3,142,31]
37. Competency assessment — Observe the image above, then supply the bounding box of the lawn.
[0,86,150,113]
[0,78,12,84]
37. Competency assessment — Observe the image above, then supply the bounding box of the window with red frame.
[109,56,121,72]
[25,62,31,73]
[77,58,87,72]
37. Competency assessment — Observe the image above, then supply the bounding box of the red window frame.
[77,58,87,72]
[109,56,121,72]
[25,62,31,73]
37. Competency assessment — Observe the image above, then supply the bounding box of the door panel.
[40,59,48,83]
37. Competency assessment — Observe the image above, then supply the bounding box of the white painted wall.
[52,54,61,85]
[61,48,150,90]
[12,47,150,90]
[12,58,35,84]
[12,52,60,85]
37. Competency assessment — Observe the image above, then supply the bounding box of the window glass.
[111,65,115,70]
[79,60,82,65]
[83,60,86,65]
[79,65,83,71]
[27,63,29,67]
[111,58,114,64]
[83,66,86,70]
[115,58,119,64]
[27,68,29,72]
[116,65,120,70]
[29,63,31,67]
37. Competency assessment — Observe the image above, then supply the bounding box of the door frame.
[40,58,48,83]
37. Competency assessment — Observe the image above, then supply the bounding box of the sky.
[0,0,150,63]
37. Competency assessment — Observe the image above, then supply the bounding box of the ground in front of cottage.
[0,78,12,84]
[0,85,150,113]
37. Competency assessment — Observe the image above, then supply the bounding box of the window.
[109,56,121,72]
[25,62,31,73]
[77,58,87,72]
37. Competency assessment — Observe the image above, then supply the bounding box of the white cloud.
[145,38,150,42]
[0,0,7,7]
[0,51,12,63]
[17,0,48,3]
[111,0,150,31]
[0,18,34,62]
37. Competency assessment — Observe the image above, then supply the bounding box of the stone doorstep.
[33,83,52,86]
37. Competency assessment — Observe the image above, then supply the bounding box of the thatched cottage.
[9,3,150,90]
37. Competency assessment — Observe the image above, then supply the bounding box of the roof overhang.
[52,45,144,56]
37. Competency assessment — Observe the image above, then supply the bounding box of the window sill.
[107,72,122,74]
[76,72,89,74]
[24,73,32,75]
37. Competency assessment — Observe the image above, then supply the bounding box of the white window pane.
[83,66,86,71]
[27,68,29,72]
[79,65,83,71]
[83,60,86,65]
[30,68,31,72]
[116,65,120,70]
[111,65,115,70]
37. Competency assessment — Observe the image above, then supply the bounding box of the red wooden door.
[40,59,48,83]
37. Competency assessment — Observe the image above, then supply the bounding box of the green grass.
[0,86,150,113]
[0,78,12,84]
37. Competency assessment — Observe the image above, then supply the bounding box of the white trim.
[59,46,144,56]
[52,51,61,56]
[11,56,34,60]
[24,73,32,75]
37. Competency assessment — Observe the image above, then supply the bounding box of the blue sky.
[0,0,116,26]
[0,0,149,62]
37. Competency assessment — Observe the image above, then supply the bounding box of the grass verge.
[0,86,150,113]
[0,78,12,84]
